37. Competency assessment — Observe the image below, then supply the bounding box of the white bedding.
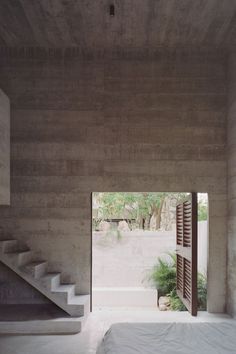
[97,322,236,354]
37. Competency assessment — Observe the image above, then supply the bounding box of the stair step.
[0,239,90,319]
[40,273,61,290]
[68,294,90,306]
[67,295,90,317]
[0,240,18,253]
[5,250,32,266]
[23,261,47,279]
[52,284,75,303]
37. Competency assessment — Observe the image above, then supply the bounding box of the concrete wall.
[0,88,10,205]
[227,53,236,316]
[93,230,176,288]
[0,49,227,312]
[198,221,208,275]
[93,223,208,288]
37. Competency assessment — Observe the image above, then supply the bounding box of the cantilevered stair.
[0,239,90,319]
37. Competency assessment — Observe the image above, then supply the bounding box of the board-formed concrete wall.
[227,53,236,317]
[0,88,10,205]
[0,49,227,312]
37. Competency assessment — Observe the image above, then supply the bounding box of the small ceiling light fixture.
[109,4,115,16]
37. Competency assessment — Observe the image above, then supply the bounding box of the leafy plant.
[197,273,207,310]
[147,253,176,296]
[168,289,186,311]
[92,192,189,231]
[147,253,207,311]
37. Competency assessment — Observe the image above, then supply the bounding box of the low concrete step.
[0,304,84,334]
[93,287,158,307]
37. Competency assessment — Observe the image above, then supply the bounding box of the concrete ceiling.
[0,0,236,50]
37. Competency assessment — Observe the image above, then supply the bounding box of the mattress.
[97,322,236,354]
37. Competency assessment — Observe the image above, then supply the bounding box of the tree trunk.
[146,214,152,230]
[139,217,145,230]
[155,198,165,230]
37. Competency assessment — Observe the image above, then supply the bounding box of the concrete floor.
[0,307,234,354]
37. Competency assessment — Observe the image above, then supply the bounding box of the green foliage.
[95,192,165,219]
[148,253,207,311]
[93,192,189,231]
[168,289,187,311]
[197,273,207,310]
[198,201,208,221]
[147,253,176,295]
[96,227,123,248]
[92,218,101,231]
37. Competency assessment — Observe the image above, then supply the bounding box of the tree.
[95,192,137,220]
[93,192,169,230]
[136,192,166,230]
[93,192,193,231]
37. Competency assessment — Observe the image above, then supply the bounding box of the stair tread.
[1,241,89,318]
[68,295,90,305]
[53,284,75,292]
[25,261,47,267]
[5,250,31,255]
[41,272,61,279]
[0,239,17,243]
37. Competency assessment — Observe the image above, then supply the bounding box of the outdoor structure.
[92,192,208,309]
[92,222,208,308]
[0,0,235,339]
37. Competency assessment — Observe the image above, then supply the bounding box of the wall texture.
[0,88,10,205]
[0,49,227,312]
[227,53,236,316]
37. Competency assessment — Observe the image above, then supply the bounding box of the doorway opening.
[91,192,208,314]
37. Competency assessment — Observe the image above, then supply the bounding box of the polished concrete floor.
[0,307,234,354]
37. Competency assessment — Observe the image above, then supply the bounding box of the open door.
[176,192,197,316]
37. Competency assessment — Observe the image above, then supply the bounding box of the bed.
[97,322,236,354]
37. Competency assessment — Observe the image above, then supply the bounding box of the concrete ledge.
[93,287,157,307]
[0,305,85,334]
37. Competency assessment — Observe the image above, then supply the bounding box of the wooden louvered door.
[176,192,197,316]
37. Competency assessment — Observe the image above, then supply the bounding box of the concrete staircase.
[0,239,90,322]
